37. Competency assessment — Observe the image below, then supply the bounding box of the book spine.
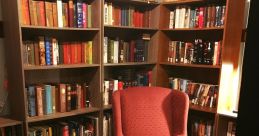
[68,0,74,27]
[58,84,66,112]
[52,38,59,65]
[51,85,56,113]
[77,1,83,28]
[88,41,93,64]
[28,86,36,116]
[45,37,52,65]
[57,0,63,27]
[39,36,46,66]
[45,85,53,114]
[52,3,58,27]
[66,84,72,112]
[36,86,43,116]
[87,5,92,27]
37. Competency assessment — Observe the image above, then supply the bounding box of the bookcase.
[0,117,23,135]
[0,0,246,135]
[101,0,160,135]
[2,0,102,135]
[157,0,245,136]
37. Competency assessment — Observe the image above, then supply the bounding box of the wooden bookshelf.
[103,105,113,110]
[104,62,156,67]
[27,107,101,123]
[161,27,224,31]
[0,117,22,128]
[21,25,100,31]
[157,0,245,135]
[104,25,158,31]
[189,104,217,114]
[160,62,221,69]
[0,0,246,135]
[24,64,100,70]
[106,0,159,5]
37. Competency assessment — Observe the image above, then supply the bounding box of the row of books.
[103,113,113,136]
[104,36,150,64]
[0,126,22,136]
[26,83,91,117]
[104,2,151,27]
[28,117,99,136]
[21,0,92,28]
[190,119,213,136]
[23,37,93,66]
[169,77,218,108]
[103,71,152,105]
[167,39,221,65]
[227,121,236,136]
[169,5,226,29]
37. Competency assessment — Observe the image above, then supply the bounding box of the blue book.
[45,37,51,65]
[44,85,53,114]
[77,0,83,28]
[28,86,36,117]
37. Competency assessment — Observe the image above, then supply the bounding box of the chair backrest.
[112,86,189,136]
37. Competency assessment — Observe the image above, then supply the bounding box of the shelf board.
[104,62,156,67]
[0,117,22,128]
[24,64,100,70]
[104,25,158,31]
[27,107,101,123]
[108,0,159,5]
[103,104,112,110]
[162,0,204,5]
[218,111,238,118]
[160,62,221,69]
[161,27,224,31]
[162,0,226,5]
[21,25,100,31]
[189,104,217,113]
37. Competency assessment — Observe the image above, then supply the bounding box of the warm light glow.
[217,63,242,117]
[218,63,233,113]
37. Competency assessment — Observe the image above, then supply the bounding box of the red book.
[140,12,143,27]
[52,3,58,27]
[198,7,204,28]
[68,0,74,27]
[77,42,82,63]
[38,1,46,26]
[63,43,68,64]
[22,0,30,25]
[58,84,66,112]
[35,86,43,116]
[118,81,123,90]
[83,3,87,28]
[71,43,76,64]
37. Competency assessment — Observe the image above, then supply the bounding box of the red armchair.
[112,86,189,136]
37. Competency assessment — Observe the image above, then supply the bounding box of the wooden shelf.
[21,25,100,31]
[189,104,217,113]
[160,62,221,69]
[27,107,101,123]
[104,25,158,31]
[107,0,159,5]
[103,105,112,110]
[24,64,100,70]
[104,62,156,67]
[0,117,22,128]
[161,27,224,31]
[162,0,225,5]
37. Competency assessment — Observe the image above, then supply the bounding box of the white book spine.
[113,40,119,63]
[103,37,108,63]
[104,3,108,25]
[57,0,63,27]
[52,39,59,65]
[175,7,180,28]
[169,11,174,29]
